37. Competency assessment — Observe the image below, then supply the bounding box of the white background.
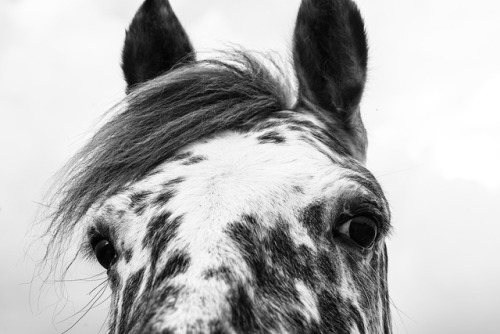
[1,0,499,333]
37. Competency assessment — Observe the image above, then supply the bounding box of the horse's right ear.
[122,0,195,93]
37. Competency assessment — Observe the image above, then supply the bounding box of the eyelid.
[83,225,112,259]
[87,227,106,247]
[82,226,119,267]
[87,218,114,243]
[335,202,389,236]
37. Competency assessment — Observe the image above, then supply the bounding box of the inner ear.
[122,0,195,93]
[293,0,368,161]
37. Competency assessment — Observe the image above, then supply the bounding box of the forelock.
[44,51,294,251]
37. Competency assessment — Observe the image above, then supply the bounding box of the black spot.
[317,252,340,284]
[292,185,304,194]
[128,191,150,215]
[137,284,181,332]
[153,189,176,206]
[155,284,180,308]
[228,284,258,333]
[227,216,304,305]
[267,222,295,259]
[287,119,318,129]
[154,177,183,206]
[287,124,305,132]
[287,311,309,332]
[317,290,351,333]
[160,328,175,334]
[104,204,114,215]
[226,219,262,278]
[208,320,230,334]
[124,248,133,263]
[143,212,182,270]
[203,266,232,283]
[129,191,151,209]
[135,203,147,215]
[144,212,172,248]
[155,251,191,284]
[257,130,286,144]
[291,245,316,287]
[265,220,315,291]
[119,268,145,334]
[162,176,185,188]
[124,273,153,333]
[115,210,126,219]
[152,217,183,270]
[226,219,272,286]
[243,214,258,225]
[181,155,207,165]
[300,203,326,239]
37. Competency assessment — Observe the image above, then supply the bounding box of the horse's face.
[89,111,390,333]
[49,0,392,333]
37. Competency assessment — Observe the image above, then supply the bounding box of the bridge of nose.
[111,128,338,333]
[140,278,236,333]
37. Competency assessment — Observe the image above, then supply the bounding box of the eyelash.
[83,229,109,258]
[336,202,387,232]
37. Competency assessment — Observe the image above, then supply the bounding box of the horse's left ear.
[122,0,195,93]
[293,0,368,162]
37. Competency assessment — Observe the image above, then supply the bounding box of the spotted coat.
[46,0,393,333]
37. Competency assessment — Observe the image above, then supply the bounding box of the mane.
[45,51,293,248]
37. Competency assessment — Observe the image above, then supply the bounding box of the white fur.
[87,121,381,332]
[295,280,320,323]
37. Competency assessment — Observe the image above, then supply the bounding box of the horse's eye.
[338,216,378,249]
[93,239,117,269]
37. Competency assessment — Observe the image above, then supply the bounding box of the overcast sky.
[1,0,499,333]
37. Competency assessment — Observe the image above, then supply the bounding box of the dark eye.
[93,239,117,269]
[337,216,378,249]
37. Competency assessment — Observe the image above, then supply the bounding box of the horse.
[44,0,392,332]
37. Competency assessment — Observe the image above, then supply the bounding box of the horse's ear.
[293,0,368,161]
[122,0,195,93]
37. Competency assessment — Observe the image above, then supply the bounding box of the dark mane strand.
[46,51,292,246]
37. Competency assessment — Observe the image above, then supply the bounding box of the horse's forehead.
[86,120,388,333]
[93,121,354,227]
